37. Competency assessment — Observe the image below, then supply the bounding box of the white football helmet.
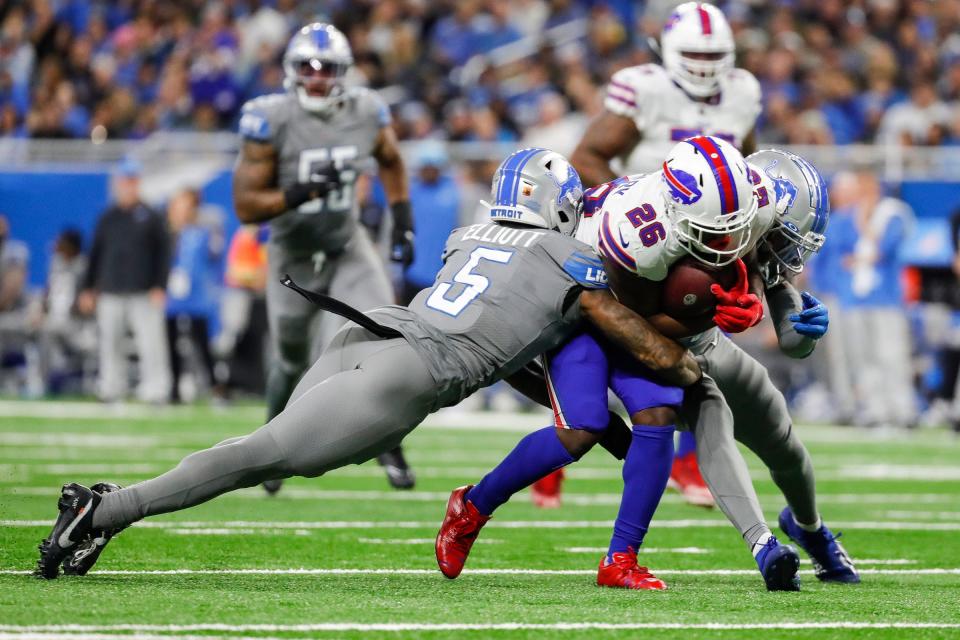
[660,2,735,98]
[660,135,758,267]
[283,23,353,114]
[748,149,830,286]
[483,147,583,236]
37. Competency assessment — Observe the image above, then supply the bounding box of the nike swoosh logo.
[58,497,92,548]
[617,226,630,248]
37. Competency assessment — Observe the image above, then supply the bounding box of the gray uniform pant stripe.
[95,328,436,530]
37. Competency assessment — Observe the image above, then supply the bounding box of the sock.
[466,427,575,516]
[751,531,774,558]
[794,513,822,532]
[675,430,697,458]
[606,424,675,562]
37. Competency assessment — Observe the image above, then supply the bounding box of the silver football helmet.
[483,147,583,236]
[283,23,353,114]
[748,149,830,287]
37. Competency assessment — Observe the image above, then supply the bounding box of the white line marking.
[3,623,960,633]
[0,567,956,576]
[0,432,162,447]
[827,464,960,481]
[563,546,711,555]
[7,518,960,531]
[166,528,312,536]
[882,510,960,520]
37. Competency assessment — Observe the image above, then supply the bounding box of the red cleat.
[435,485,490,579]
[596,548,667,590]
[667,452,715,508]
[530,468,564,509]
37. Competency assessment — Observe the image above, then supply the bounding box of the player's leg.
[327,231,416,489]
[711,335,857,583]
[595,363,680,590]
[436,330,610,579]
[37,332,436,578]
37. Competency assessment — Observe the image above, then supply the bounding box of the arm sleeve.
[603,68,643,122]
[82,215,104,290]
[767,281,817,359]
[238,98,278,144]
[149,213,172,290]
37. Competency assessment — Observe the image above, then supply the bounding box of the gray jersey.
[239,88,391,256]
[371,223,608,407]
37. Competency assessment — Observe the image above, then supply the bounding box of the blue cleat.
[779,506,860,584]
[755,535,801,591]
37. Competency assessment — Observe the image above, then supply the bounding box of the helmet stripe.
[495,148,541,208]
[792,155,830,234]
[312,26,330,48]
[698,4,713,35]
[686,136,738,214]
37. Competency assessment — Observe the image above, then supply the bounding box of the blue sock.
[466,427,575,516]
[676,430,697,459]
[607,424,676,561]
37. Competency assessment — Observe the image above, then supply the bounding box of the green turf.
[1,401,959,639]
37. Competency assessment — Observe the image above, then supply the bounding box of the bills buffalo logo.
[664,11,681,32]
[662,162,702,206]
[763,160,798,213]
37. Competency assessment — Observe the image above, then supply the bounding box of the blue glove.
[789,291,828,339]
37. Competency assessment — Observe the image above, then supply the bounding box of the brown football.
[659,257,740,319]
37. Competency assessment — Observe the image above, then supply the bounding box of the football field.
[1,400,959,639]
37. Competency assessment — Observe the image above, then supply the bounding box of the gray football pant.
[96,293,171,403]
[94,327,437,531]
[683,330,818,548]
[265,230,394,419]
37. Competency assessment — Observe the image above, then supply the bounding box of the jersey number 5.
[426,247,515,316]
[624,203,666,247]
[297,145,358,214]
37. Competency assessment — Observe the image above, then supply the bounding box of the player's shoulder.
[606,64,670,115]
[537,232,608,289]
[238,92,294,143]
[610,63,670,93]
[343,86,392,127]
[721,68,761,103]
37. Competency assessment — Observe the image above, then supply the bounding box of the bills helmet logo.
[662,162,703,206]
[764,160,798,213]
[664,10,681,32]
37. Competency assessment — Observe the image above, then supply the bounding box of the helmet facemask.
[667,190,758,267]
[671,49,734,97]
[758,222,825,286]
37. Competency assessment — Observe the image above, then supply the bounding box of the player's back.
[239,87,389,256]
[371,223,606,406]
[605,63,761,174]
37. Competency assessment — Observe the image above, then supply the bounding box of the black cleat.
[377,446,416,490]
[35,483,101,580]
[62,482,125,576]
[262,479,284,495]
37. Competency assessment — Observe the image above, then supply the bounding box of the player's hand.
[283,164,341,209]
[390,201,415,266]
[789,291,829,339]
[710,259,763,333]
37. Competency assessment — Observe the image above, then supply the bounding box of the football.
[660,257,740,319]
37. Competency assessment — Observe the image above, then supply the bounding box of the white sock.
[751,532,773,558]
[794,514,822,532]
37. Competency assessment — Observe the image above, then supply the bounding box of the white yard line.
[2,622,960,633]
[0,567,956,577]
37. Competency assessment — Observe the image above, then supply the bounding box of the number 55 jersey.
[370,224,608,408]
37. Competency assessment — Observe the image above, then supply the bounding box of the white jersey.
[575,170,776,282]
[605,64,761,174]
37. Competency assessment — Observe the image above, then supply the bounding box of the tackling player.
[557,1,763,507]
[35,148,705,580]
[233,24,415,492]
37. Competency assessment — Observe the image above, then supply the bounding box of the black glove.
[390,200,415,266]
[283,163,341,210]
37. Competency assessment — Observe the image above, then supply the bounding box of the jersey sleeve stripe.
[606,92,637,109]
[600,213,637,271]
[609,80,637,96]
[687,136,739,214]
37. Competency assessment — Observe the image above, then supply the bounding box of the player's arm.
[740,127,757,157]
[232,140,289,223]
[579,288,701,387]
[767,277,827,359]
[570,111,641,188]
[372,125,415,265]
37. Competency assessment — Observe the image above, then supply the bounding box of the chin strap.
[281,274,403,339]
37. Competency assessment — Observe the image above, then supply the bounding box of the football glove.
[390,200,415,266]
[283,163,341,209]
[710,258,763,334]
[789,291,829,339]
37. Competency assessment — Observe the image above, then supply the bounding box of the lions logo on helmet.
[283,23,353,114]
[763,159,800,214]
[484,148,583,236]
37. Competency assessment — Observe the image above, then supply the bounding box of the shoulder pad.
[239,94,288,143]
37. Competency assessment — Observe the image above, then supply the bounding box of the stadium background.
[2,0,960,426]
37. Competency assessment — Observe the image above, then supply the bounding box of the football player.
[35,148,704,580]
[563,1,763,507]
[233,24,416,493]
[437,144,859,590]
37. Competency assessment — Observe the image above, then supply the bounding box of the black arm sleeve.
[149,211,172,290]
[82,213,105,290]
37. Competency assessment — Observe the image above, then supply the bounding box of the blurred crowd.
[2,0,960,145]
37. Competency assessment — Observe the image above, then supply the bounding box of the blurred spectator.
[839,171,917,428]
[402,142,461,302]
[0,214,31,390]
[878,79,952,146]
[79,158,171,403]
[950,207,960,432]
[166,189,223,403]
[520,92,587,157]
